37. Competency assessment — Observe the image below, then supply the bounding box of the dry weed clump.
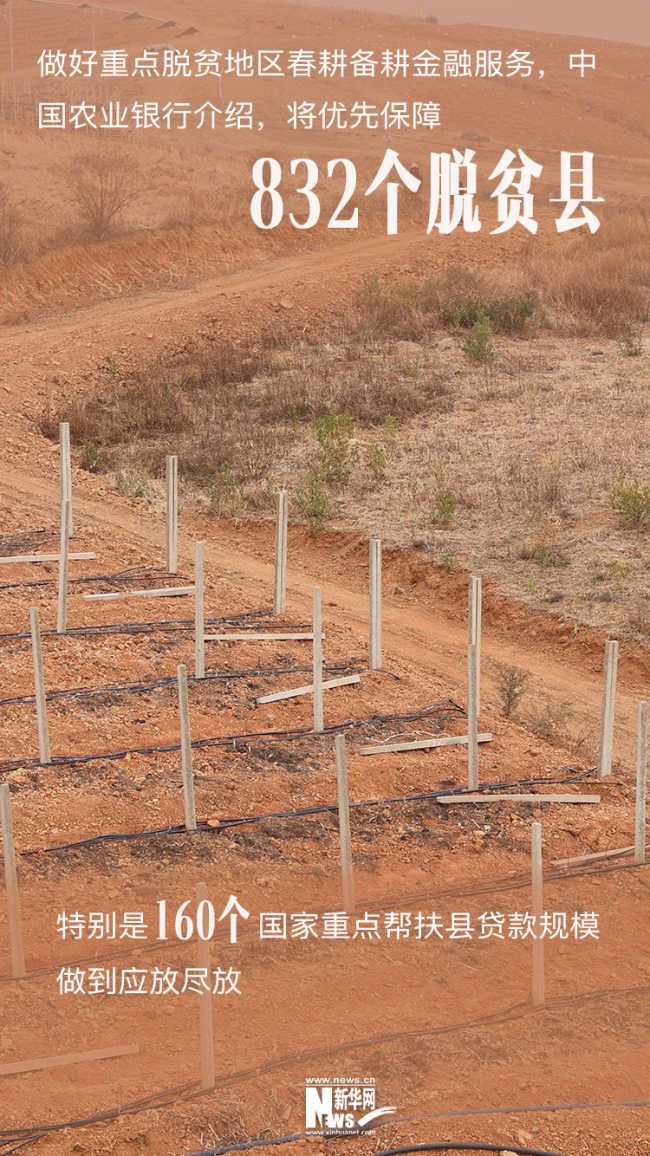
[488,658,531,719]
[361,209,650,340]
[0,133,259,275]
[358,267,541,342]
[524,209,650,335]
[40,339,289,498]
[276,344,452,425]
[171,1102,248,1149]
[60,149,142,242]
[38,326,452,517]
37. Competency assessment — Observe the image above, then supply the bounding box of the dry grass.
[169,1101,249,1149]
[39,324,452,503]
[0,130,413,278]
[0,128,426,320]
[1,119,647,338]
[37,230,650,640]
[0,131,277,317]
[0,133,256,255]
[358,210,650,340]
[525,210,650,336]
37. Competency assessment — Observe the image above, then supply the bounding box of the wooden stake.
[195,541,205,680]
[56,499,70,634]
[177,664,196,830]
[468,575,482,715]
[0,1043,138,1077]
[59,421,73,538]
[597,639,618,779]
[30,607,50,765]
[195,882,215,1090]
[335,735,355,914]
[256,674,360,705]
[552,842,650,869]
[0,552,95,565]
[0,784,26,978]
[531,821,545,1007]
[83,585,196,602]
[204,631,319,642]
[635,701,647,865]
[467,642,479,790]
[273,490,288,615]
[369,538,382,671]
[360,732,492,756]
[165,455,178,574]
[313,587,324,733]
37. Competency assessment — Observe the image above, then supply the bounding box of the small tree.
[611,474,650,528]
[462,317,497,362]
[63,149,140,241]
[292,471,333,532]
[489,657,531,718]
[311,411,358,485]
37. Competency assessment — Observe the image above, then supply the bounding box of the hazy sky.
[296,0,650,47]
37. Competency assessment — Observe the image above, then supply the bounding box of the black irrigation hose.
[190,1142,571,1156]
[187,1099,650,1156]
[0,609,294,643]
[21,766,597,858]
[0,660,368,707]
[0,565,192,594]
[3,835,643,988]
[0,528,53,543]
[3,982,650,1153]
[0,1076,201,1150]
[0,529,49,544]
[0,701,466,774]
[367,1145,567,1156]
[0,529,58,555]
[4,826,635,990]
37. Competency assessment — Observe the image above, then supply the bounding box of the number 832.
[250,157,358,229]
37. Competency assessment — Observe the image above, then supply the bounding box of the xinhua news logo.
[305,1077,396,1135]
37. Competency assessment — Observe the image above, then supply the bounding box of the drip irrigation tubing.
[184,1104,650,1156]
[0,849,646,991]
[0,854,631,979]
[20,766,597,858]
[0,565,192,594]
[0,609,307,643]
[2,985,649,1152]
[0,701,466,774]
[370,1125,644,1153]
[363,1146,568,1156]
[2,842,644,988]
[0,529,58,554]
[0,660,368,707]
[190,1140,573,1156]
[0,1077,200,1153]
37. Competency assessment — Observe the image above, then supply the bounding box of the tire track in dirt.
[0,220,502,391]
[0,231,422,365]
